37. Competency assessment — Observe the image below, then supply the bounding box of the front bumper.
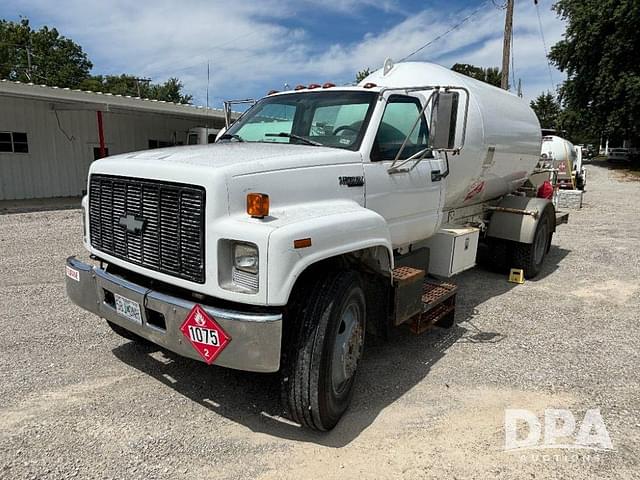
[65,256,282,372]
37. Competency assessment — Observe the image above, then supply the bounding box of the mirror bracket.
[383,85,469,175]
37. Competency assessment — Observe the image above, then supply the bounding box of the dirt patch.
[571,279,639,305]
[257,387,575,480]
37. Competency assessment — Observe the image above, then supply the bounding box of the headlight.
[233,242,258,274]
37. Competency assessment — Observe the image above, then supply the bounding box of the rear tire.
[485,238,510,273]
[281,270,366,431]
[510,210,553,279]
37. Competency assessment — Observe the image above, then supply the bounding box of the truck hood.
[100,142,361,175]
[89,142,366,219]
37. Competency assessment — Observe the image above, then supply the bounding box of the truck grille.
[89,174,206,283]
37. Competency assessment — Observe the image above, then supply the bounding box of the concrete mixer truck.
[65,60,568,430]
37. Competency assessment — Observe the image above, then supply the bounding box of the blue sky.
[1,0,566,105]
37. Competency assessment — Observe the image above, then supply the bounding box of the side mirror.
[429,92,459,150]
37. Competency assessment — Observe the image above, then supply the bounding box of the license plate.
[114,293,142,325]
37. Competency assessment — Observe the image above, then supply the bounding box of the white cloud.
[4,0,566,103]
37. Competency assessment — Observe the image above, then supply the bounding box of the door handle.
[431,170,443,182]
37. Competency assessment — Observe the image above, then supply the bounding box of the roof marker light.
[322,82,336,88]
[267,90,279,95]
[307,83,321,89]
[294,84,306,90]
[363,82,377,89]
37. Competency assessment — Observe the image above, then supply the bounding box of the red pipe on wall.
[96,110,106,158]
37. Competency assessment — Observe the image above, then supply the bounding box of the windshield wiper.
[265,132,323,146]
[219,133,244,142]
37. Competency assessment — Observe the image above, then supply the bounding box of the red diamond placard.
[180,304,231,365]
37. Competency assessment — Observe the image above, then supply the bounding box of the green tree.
[0,18,92,87]
[530,92,562,129]
[451,63,502,87]
[2,18,193,104]
[355,68,372,83]
[147,77,192,104]
[79,74,192,104]
[549,0,640,141]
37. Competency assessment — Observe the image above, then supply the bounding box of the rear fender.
[486,196,555,244]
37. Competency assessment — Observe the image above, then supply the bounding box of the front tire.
[281,270,366,431]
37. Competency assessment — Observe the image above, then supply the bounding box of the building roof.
[0,78,227,121]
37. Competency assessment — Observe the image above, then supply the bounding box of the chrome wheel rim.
[331,301,363,394]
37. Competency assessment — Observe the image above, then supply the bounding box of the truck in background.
[538,135,587,190]
[65,59,568,431]
[186,127,219,145]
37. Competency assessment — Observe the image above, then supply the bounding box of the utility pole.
[501,0,514,90]
[25,48,32,81]
[132,77,151,98]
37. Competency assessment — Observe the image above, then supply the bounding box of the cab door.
[363,94,444,247]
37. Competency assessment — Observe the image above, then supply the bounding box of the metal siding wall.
[0,95,48,199]
[1,95,218,201]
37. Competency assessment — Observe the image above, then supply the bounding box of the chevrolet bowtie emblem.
[119,214,146,234]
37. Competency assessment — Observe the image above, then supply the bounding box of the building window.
[0,132,29,153]
[149,139,173,149]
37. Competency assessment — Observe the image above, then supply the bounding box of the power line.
[146,30,261,76]
[398,0,495,63]
[534,0,555,90]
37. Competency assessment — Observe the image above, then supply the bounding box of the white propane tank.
[362,62,542,210]
[540,135,577,172]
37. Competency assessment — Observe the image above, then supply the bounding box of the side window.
[0,131,29,153]
[372,96,428,161]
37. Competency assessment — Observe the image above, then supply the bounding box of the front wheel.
[281,270,366,431]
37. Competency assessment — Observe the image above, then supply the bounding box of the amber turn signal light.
[293,238,312,249]
[247,193,269,218]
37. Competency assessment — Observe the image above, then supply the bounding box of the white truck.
[538,135,586,190]
[65,60,567,431]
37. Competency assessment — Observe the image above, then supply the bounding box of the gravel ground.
[1,162,638,479]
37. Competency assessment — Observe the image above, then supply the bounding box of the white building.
[0,80,227,200]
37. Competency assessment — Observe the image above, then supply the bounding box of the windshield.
[224,91,377,150]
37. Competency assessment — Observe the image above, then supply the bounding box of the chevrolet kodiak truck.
[65,60,566,431]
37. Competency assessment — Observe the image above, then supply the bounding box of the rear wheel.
[281,270,366,431]
[510,210,553,279]
[484,237,510,273]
